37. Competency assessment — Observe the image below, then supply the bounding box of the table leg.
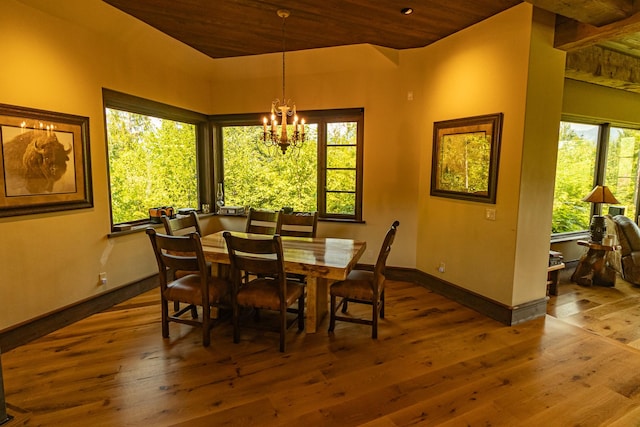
[547,269,560,296]
[305,277,329,333]
[571,248,616,287]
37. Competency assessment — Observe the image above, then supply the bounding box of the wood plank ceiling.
[102,0,640,95]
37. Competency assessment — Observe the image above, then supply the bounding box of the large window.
[216,109,363,221]
[552,122,598,233]
[103,90,363,228]
[605,126,640,223]
[552,119,640,235]
[103,89,208,228]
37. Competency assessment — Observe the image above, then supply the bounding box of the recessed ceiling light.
[401,7,413,15]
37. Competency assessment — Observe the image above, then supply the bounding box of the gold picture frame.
[430,113,503,203]
[0,103,92,217]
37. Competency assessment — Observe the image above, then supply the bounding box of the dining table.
[200,230,367,333]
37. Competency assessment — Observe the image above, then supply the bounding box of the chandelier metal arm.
[260,9,305,155]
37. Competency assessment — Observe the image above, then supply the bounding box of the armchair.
[611,215,640,285]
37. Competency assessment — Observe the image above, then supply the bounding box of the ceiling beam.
[527,0,635,26]
[555,10,640,50]
[565,45,640,94]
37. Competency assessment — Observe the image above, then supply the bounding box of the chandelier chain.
[261,9,305,155]
[281,13,286,102]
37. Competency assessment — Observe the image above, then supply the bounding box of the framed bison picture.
[0,103,92,217]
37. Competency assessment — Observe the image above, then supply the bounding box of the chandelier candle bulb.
[259,9,306,155]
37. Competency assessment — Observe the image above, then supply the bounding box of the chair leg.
[233,301,240,344]
[173,301,180,313]
[341,298,349,313]
[161,299,170,339]
[328,294,336,332]
[191,305,198,319]
[280,305,286,353]
[380,290,385,319]
[372,298,378,339]
[202,304,211,347]
[298,293,305,331]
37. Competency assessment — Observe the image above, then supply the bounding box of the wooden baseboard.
[0,276,158,353]
[0,265,549,352]
[381,266,547,326]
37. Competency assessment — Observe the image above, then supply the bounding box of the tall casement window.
[103,89,209,228]
[552,119,640,236]
[215,109,363,221]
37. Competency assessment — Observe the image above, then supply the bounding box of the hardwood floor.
[548,269,640,350]
[4,279,640,426]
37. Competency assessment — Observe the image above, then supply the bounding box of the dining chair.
[223,231,305,352]
[277,211,318,283]
[161,210,202,236]
[245,208,282,235]
[278,211,318,238]
[328,220,399,339]
[162,211,203,316]
[146,228,230,347]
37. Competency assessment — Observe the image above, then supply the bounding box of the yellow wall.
[563,79,640,125]
[512,8,566,304]
[412,4,565,306]
[0,0,215,329]
[0,0,569,330]
[207,45,419,269]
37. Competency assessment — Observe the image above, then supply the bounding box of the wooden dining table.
[200,230,367,333]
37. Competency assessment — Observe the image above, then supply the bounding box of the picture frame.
[0,103,92,217]
[430,113,503,204]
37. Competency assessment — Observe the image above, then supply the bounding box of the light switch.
[485,208,496,221]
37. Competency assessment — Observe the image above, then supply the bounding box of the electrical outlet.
[99,272,107,286]
[438,262,445,273]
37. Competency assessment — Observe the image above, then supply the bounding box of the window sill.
[550,231,590,244]
[107,213,365,238]
[319,217,365,224]
[107,222,162,238]
[108,212,216,238]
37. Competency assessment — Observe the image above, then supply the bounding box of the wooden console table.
[571,240,621,287]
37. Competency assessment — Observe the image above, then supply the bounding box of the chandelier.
[262,9,305,155]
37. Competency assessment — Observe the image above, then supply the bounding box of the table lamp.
[582,185,619,243]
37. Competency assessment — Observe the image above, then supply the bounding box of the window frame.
[209,108,364,222]
[102,89,212,230]
[552,115,640,238]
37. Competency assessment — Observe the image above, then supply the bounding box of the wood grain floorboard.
[4,279,640,425]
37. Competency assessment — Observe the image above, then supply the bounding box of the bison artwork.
[2,130,73,195]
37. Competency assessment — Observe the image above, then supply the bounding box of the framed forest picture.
[430,113,503,203]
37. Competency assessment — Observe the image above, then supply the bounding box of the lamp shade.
[582,185,620,204]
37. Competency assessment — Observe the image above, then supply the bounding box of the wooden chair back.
[146,227,229,347]
[161,211,202,236]
[278,211,318,237]
[224,232,286,281]
[245,208,281,235]
[146,229,209,293]
[373,220,400,290]
[328,220,399,339]
[223,231,305,352]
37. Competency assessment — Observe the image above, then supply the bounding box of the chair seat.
[237,278,305,310]
[331,270,375,300]
[164,274,229,305]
